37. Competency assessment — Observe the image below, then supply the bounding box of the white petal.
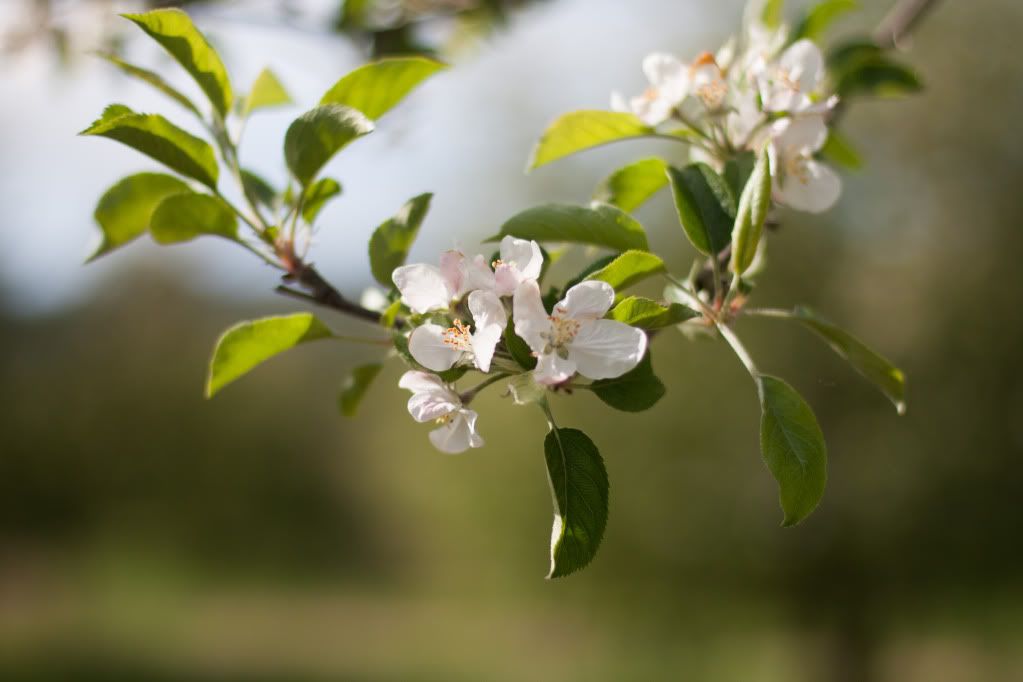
[398,369,446,394]
[776,159,841,213]
[534,352,577,386]
[513,280,552,353]
[359,287,389,312]
[393,263,451,314]
[429,409,484,454]
[780,39,824,95]
[467,290,507,373]
[460,253,496,296]
[642,52,687,100]
[567,319,648,380]
[556,280,615,321]
[399,371,460,423]
[610,91,629,112]
[772,114,828,154]
[408,323,463,372]
[500,236,543,280]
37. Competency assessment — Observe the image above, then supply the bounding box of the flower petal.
[408,323,463,372]
[393,263,451,314]
[494,237,543,295]
[398,369,446,394]
[462,254,497,296]
[429,409,484,454]
[642,52,687,100]
[772,113,828,154]
[468,290,507,372]
[557,280,615,321]
[513,280,552,353]
[399,371,460,423]
[568,319,648,380]
[776,159,842,213]
[780,39,824,96]
[534,352,578,386]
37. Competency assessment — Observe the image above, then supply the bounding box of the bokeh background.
[2,0,1022,680]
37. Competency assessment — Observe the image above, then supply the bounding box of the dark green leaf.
[489,203,649,252]
[564,254,617,292]
[585,250,665,292]
[301,177,342,224]
[243,67,292,115]
[89,172,190,261]
[240,169,278,209]
[368,193,432,287]
[96,51,201,117]
[122,8,233,117]
[829,42,922,99]
[667,163,736,256]
[544,427,609,578]
[339,363,382,416]
[723,151,755,202]
[730,148,772,275]
[590,352,665,412]
[794,0,858,41]
[529,111,654,170]
[758,375,828,526]
[80,104,219,188]
[609,296,698,329]
[593,157,668,212]
[504,320,536,370]
[320,56,448,120]
[284,104,374,186]
[820,129,863,170]
[149,192,237,244]
[206,313,333,397]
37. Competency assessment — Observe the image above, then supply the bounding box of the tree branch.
[278,264,396,326]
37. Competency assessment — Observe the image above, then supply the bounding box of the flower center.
[774,66,800,93]
[696,78,728,108]
[541,311,581,355]
[785,151,812,185]
[443,319,472,350]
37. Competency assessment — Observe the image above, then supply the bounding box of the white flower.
[513,280,647,386]
[398,371,483,454]
[493,236,544,296]
[611,52,688,126]
[756,39,825,113]
[769,114,841,213]
[688,52,729,111]
[392,250,494,314]
[407,289,507,373]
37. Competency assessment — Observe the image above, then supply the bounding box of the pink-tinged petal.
[429,409,484,453]
[568,319,648,380]
[776,159,841,213]
[513,280,552,353]
[393,263,451,314]
[460,253,496,296]
[493,265,520,297]
[438,250,466,295]
[534,352,577,385]
[408,323,463,372]
[557,280,615,321]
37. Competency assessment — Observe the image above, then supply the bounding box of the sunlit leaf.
[96,52,201,118]
[89,172,190,261]
[243,67,292,115]
[490,203,649,252]
[368,193,432,287]
[609,296,698,329]
[593,157,668,212]
[149,192,237,244]
[320,56,447,120]
[284,104,374,186]
[301,177,342,224]
[585,250,665,292]
[529,111,654,170]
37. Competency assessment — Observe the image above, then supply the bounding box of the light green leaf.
[593,157,668,212]
[609,296,698,330]
[302,177,342,224]
[489,203,649,252]
[820,130,863,170]
[284,104,374,186]
[89,173,190,261]
[243,67,292,115]
[757,0,785,28]
[795,0,858,41]
[529,111,655,170]
[791,306,906,414]
[240,169,278,209]
[730,148,772,275]
[368,193,432,287]
[544,427,609,578]
[206,313,333,397]
[758,375,828,527]
[96,52,201,118]
[320,56,447,120]
[339,363,382,417]
[667,163,736,256]
[149,192,237,244]
[590,352,665,413]
[122,8,233,117]
[585,250,665,292]
[80,104,219,188]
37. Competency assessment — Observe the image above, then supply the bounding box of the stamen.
[443,319,473,349]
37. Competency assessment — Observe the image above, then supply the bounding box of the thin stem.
[743,307,794,319]
[873,0,943,49]
[715,321,759,382]
[664,273,716,319]
[710,254,723,307]
[329,335,393,347]
[460,373,511,405]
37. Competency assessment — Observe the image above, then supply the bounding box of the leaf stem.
[743,307,794,319]
[716,321,760,383]
[460,373,511,404]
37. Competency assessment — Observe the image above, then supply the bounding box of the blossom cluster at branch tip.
[611,5,842,214]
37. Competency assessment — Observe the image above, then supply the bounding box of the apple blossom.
[392,249,494,314]
[756,39,825,114]
[398,371,484,454]
[769,114,842,213]
[611,52,688,126]
[493,236,544,296]
[513,280,647,385]
[407,289,507,372]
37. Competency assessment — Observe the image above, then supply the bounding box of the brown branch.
[278,264,397,326]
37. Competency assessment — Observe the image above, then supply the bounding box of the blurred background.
[2,0,1022,680]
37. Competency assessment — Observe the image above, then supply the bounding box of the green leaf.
[206,313,333,397]
[760,0,785,28]
[609,296,698,330]
[149,192,238,244]
[667,163,736,256]
[544,427,609,578]
[122,8,233,117]
[240,169,278,209]
[320,56,448,120]
[828,42,922,99]
[585,250,665,292]
[590,352,665,412]
[339,363,382,417]
[284,104,374,186]
[730,147,772,275]
[790,307,906,414]
[96,52,201,118]
[89,172,190,261]
[489,203,649,252]
[794,0,858,41]
[723,151,755,202]
[820,129,863,170]
[80,104,219,188]
[368,193,432,287]
[504,320,536,370]
[243,67,292,115]
[564,254,616,292]
[758,375,828,527]
[301,177,342,224]
[529,111,654,170]
[593,157,668,212]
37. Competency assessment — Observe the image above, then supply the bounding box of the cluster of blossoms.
[392,237,647,453]
[612,12,841,214]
